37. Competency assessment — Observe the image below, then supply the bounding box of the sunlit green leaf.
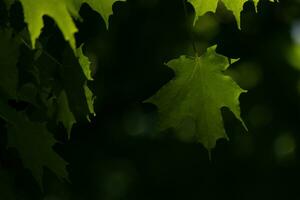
[188,0,272,27]
[5,0,124,51]
[146,46,246,150]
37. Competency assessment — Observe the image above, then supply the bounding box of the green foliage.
[146,46,246,150]
[7,117,68,186]
[77,45,96,120]
[0,0,255,191]
[0,0,98,187]
[0,0,298,198]
[77,45,93,81]
[188,0,244,26]
[188,0,274,27]
[56,90,76,137]
[0,98,68,186]
[5,0,123,51]
[0,29,20,99]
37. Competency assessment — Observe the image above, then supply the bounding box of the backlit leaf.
[146,46,246,150]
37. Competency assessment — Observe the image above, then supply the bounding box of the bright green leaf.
[9,0,124,50]
[84,83,96,120]
[146,46,246,150]
[188,0,268,27]
[61,46,95,121]
[74,0,124,28]
[77,45,96,119]
[18,0,78,50]
[77,45,93,81]
[188,0,243,26]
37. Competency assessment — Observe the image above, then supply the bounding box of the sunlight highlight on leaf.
[146,46,247,150]
[5,0,124,51]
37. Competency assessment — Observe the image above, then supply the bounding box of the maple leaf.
[0,99,68,187]
[5,0,124,50]
[30,42,95,138]
[56,90,76,137]
[146,46,246,150]
[77,45,93,81]
[188,0,272,27]
[60,45,95,122]
[77,45,96,119]
[55,46,94,137]
[0,29,20,99]
[7,120,68,186]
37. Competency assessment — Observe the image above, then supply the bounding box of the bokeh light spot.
[273,133,296,161]
[291,21,300,44]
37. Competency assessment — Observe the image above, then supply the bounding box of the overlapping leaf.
[7,119,68,186]
[0,99,68,186]
[188,0,244,26]
[146,46,246,150]
[0,29,20,99]
[0,27,92,185]
[188,0,272,27]
[53,46,95,136]
[56,90,76,136]
[34,45,95,137]
[5,0,124,50]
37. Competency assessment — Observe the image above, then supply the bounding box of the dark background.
[1,0,300,199]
